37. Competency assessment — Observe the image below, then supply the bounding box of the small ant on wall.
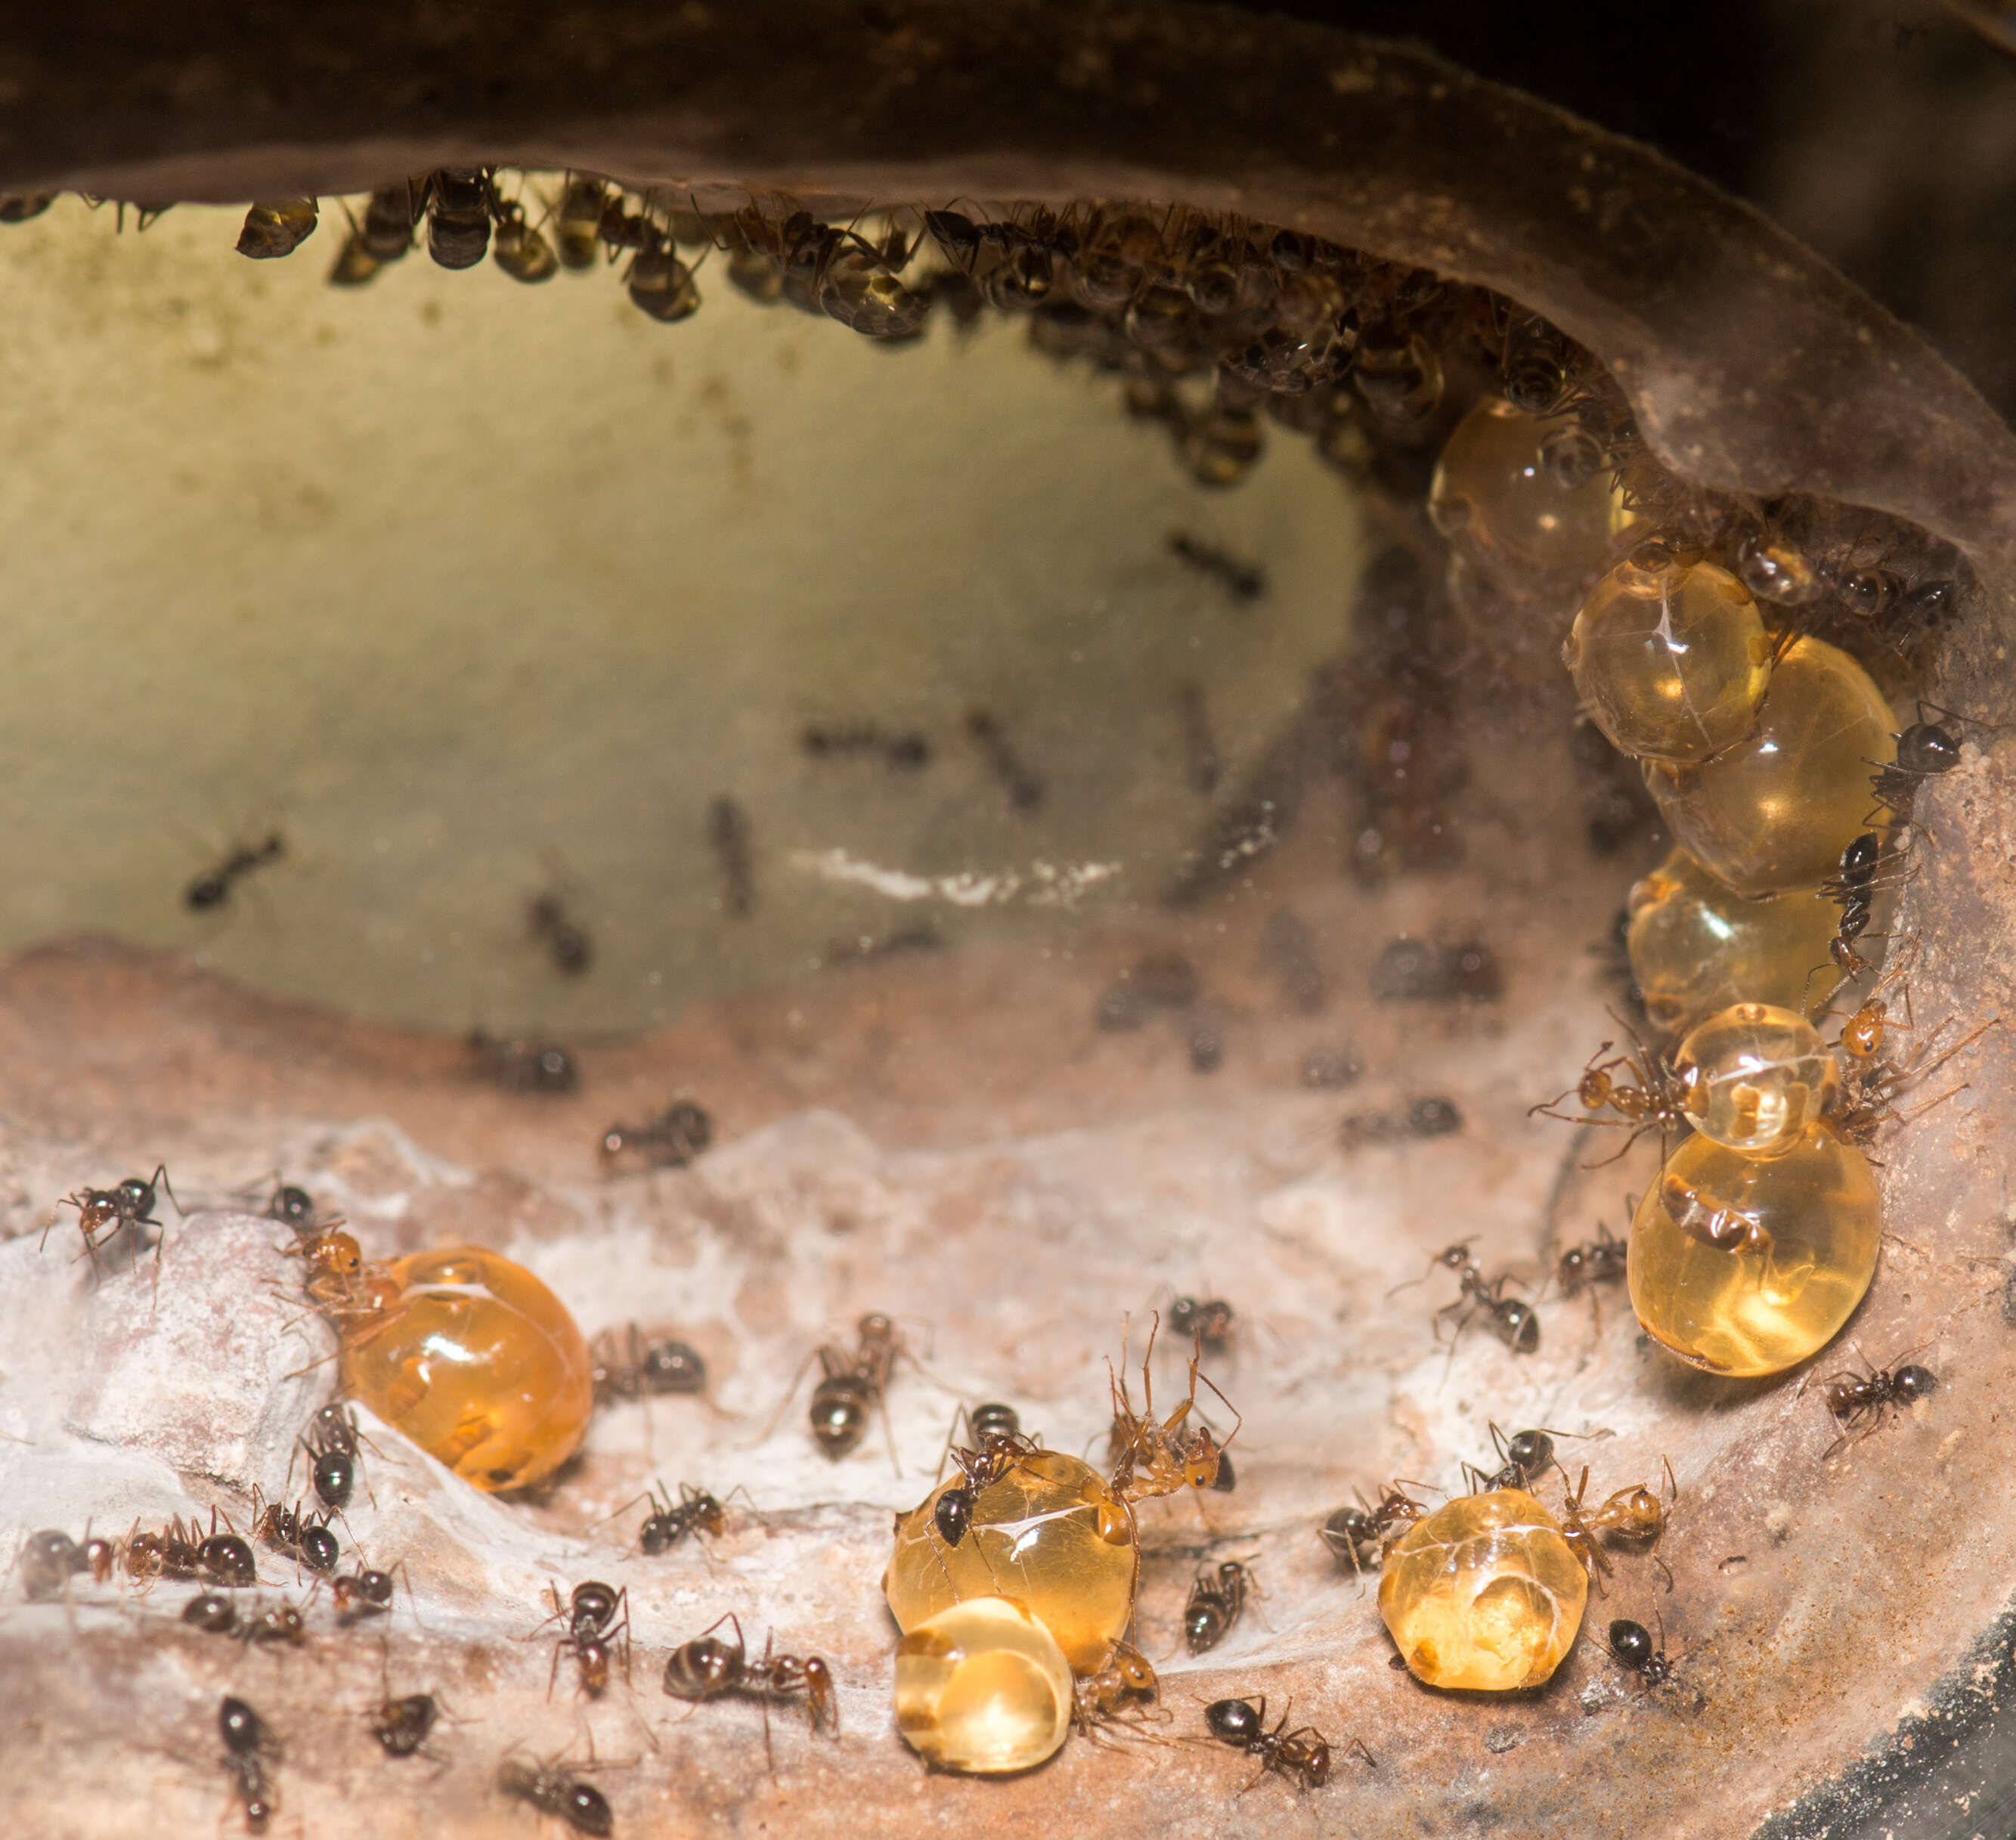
[1184,1560,1256,1653]
[45,1165,181,1282]
[1203,1696,1373,1794]
[1320,1482,1431,1584]
[497,1754,613,1835]
[185,832,286,913]
[1818,1348,1937,1458]
[1396,1242,1539,1355]
[218,1695,280,1833]
[537,1579,630,1698]
[661,1612,836,1770]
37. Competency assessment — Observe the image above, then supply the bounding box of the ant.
[931,1405,1042,1547]
[630,1481,740,1555]
[17,1526,116,1600]
[1825,994,1999,1153]
[538,1580,630,1698]
[1169,1294,1234,1357]
[964,708,1045,812]
[1556,1458,1677,1591]
[1819,1349,1937,1458]
[372,1690,443,1761]
[1203,1696,1372,1794]
[239,1599,311,1647]
[1185,1560,1255,1653]
[1866,701,1990,825]
[1169,531,1266,602]
[250,1488,339,1574]
[184,1590,243,1634]
[1072,1640,1161,1742]
[46,1164,181,1281]
[331,1566,397,1625]
[1460,1424,1591,1495]
[185,832,285,913]
[661,1612,837,1770]
[589,1323,710,1403]
[301,1402,368,1511]
[1105,1315,1240,1504]
[1402,1242,1540,1355]
[596,1101,713,1172]
[1812,832,1901,983]
[1530,1021,1689,1164]
[527,889,593,977]
[468,1031,579,1095]
[804,1312,904,1463]
[1608,1613,1680,1690]
[497,1755,613,1837]
[218,1695,280,1832]
[263,1182,320,1232]
[1318,1482,1429,1583]
[1553,1222,1629,1315]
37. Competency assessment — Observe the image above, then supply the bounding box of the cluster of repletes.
[1559,544,1899,1376]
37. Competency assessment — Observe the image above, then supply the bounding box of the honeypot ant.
[1185,1560,1255,1653]
[1203,1696,1371,1794]
[1105,1314,1240,1504]
[661,1612,837,1771]
[1818,1349,1937,1458]
[497,1754,614,1836]
[218,1694,280,1832]
[184,832,285,913]
[537,1579,630,1698]
[46,1164,181,1281]
[1556,1457,1677,1592]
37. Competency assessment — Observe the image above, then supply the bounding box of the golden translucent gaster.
[893,1596,1073,1775]
[1673,1002,1842,1157]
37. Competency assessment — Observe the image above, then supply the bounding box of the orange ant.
[1104,1314,1240,1505]
[1556,1458,1677,1592]
[1530,1021,1688,1164]
[1072,1640,1163,1743]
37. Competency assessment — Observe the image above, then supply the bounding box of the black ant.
[1819,1349,1937,1458]
[45,1164,181,1281]
[1866,701,1991,825]
[372,1690,442,1761]
[264,1182,319,1232]
[1553,1222,1628,1307]
[1460,1423,1581,1495]
[1185,1560,1255,1653]
[331,1566,397,1625]
[661,1612,837,1770]
[804,1312,903,1463]
[1203,1696,1371,1794]
[301,1402,367,1511]
[184,1590,242,1634]
[185,832,285,913]
[17,1526,116,1600]
[527,889,593,976]
[1318,1482,1429,1584]
[1608,1613,1680,1690]
[250,1488,338,1574]
[632,1481,741,1555]
[1400,1242,1539,1355]
[931,1403,1042,1547]
[239,1599,311,1647]
[1169,1294,1234,1356]
[535,1580,630,1698]
[497,1755,613,1836]
[588,1323,710,1405]
[596,1101,713,1172]
[218,1695,280,1832]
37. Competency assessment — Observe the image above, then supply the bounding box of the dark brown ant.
[706,795,754,917]
[264,1182,319,1232]
[1608,1614,1680,1690]
[1866,701,1990,825]
[661,1612,837,1770]
[528,891,593,977]
[331,1567,395,1626]
[589,1323,710,1402]
[1554,1222,1629,1305]
[250,1488,339,1574]
[540,1579,630,1697]
[1531,1021,1689,1164]
[1169,531,1266,602]
[1319,1482,1429,1582]
[631,1481,739,1555]
[1169,1295,1234,1357]
[219,1695,280,1832]
[1556,1458,1677,1592]
[302,1402,367,1511]
[964,708,1045,812]
[46,1164,181,1281]
[1819,1349,1937,1458]
[596,1101,712,1173]
[1105,1315,1240,1503]
[1185,1560,1254,1653]
[1460,1424,1575,1495]
[197,1516,259,1588]
[469,1031,579,1095]
[424,167,494,268]
[1203,1696,1372,1794]
[804,1312,903,1462]
[1401,1242,1539,1355]
[184,1590,241,1634]
[372,1689,442,1760]
[497,1755,613,1836]
[1811,832,1909,982]
[17,1526,116,1600]
[800,721,932,770]
[184,832,285,912]
[122,1513,203,1584]
[1071,1640,1161,1742]
[239,1599,310,1647]
[931,1414,1042,1547]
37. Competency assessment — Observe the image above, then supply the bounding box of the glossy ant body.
[46,1164,181,1281]
[1819,1349,1937,1458]
[661,1612,836,1770]
[1203,1696,1371,1793]
[1556,1457,1677,1591]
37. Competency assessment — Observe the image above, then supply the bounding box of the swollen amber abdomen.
[337,1245,593,1492]
[893,1597,1073,1775]
[1379,1488,1587,1692]
[884,1450,1137,1674]
[1629,1126,1881,1376]
[1672,1002,1841,1157]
